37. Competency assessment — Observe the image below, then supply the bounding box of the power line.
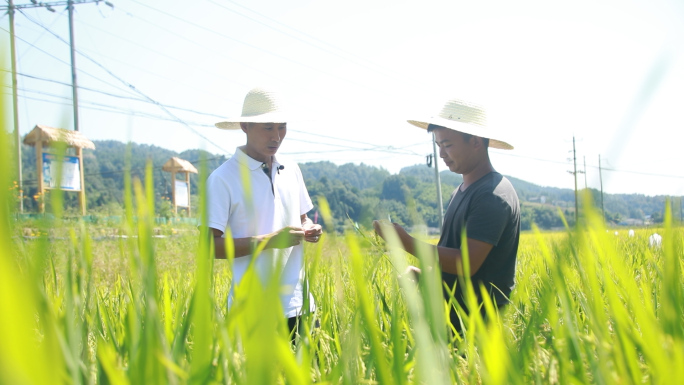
[18,155,229,186]
[7,86,427,157]
[72,14,251,94]
[4,70,226,119]
[203,0,432,97]
[289,127,428,150]
[204,0,399,79]
[9,9,682,184]
[14,8,66,61]
[283,148,423,156]
[11,78,684,180]
[7,4,444,160]
[0,1,110,11]
[0,89,201,124]
[0,24,144,99]
[5,87,427,158]
[71,36,238,103]
[126,0,378,96]
[2,85,427,158]
[3,71,430,156]
[17,8,231,155]
[591,166,684,180]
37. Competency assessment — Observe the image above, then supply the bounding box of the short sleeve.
[206,171,231,233]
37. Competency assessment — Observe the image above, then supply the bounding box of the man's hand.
[266,226,305,249]
[301,214,323,243]
[373,220,417,255]
[399,265,422,282]
[372,220,408,241]
[303,223,323,243]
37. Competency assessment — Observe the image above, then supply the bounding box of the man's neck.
[240,145,272,168]
[461,161,495,191]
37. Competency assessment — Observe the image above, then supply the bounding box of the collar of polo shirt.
[234,147,283,172]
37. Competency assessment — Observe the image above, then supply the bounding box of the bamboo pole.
[36,141,44,213]
[171,170,177,214]
[185,171,191,216]
[77,147,86,215]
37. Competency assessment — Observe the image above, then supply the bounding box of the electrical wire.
[6,7,434,158]
[4,70,226,119]
[1,24,145,99]
[125,0,379,96]
[7,4,682,185]
[73,16,250,95]
[8,81,683,181]
[204,0,400,78]
[17,8,231,155]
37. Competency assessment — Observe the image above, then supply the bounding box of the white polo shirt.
[206,147,315,317]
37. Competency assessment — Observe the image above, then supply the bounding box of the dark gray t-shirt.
[439,172,520,308]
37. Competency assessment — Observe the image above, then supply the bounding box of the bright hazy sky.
[2,0,683,196]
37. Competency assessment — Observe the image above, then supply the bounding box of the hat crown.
[438,99,487,126]
[407,97,513,150]
[215,87,288,129]
[241,88,282,117]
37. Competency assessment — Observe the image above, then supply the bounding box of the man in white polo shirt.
[207,87,322,338]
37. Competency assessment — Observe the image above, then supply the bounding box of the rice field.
[1,147,683,384]
[2,87,683,384]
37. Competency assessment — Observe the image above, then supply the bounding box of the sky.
[2,0,684,197]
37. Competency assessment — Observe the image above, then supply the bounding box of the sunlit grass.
[2,178,682,384]
[2,96,683,385]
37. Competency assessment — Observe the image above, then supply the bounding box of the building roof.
[162,157,198,174]
[23,124,96,150]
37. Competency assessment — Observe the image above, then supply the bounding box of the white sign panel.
[175,180,189,207]
[43,153,81,191]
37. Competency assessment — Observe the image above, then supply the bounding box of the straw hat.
[215,87,288,130]
[408,98,513,150]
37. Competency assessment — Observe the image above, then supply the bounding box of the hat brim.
[215,113,288,130]
[408,117,514,150]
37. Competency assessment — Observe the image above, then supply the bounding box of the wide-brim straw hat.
[215,87,288,130]
[407,98,513,150]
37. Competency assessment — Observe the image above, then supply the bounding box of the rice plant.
[2,90,683,385]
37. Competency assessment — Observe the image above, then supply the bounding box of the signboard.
[175,179,189,207]
[42,153,81,191]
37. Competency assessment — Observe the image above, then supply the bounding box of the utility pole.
[67,0,80,131]
[573,137,579,225]
[8,0,23,213]
[1,0,113,133]
[599,154,605,221]
[1,0,112,213]
[583,156,587,189]
[567,136,583,225]
[432,132,444,230]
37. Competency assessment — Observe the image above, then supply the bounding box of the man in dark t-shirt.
[439,170,520,331]
[373,97,520,335]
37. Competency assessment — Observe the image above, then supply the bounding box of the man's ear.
[240,122,249,133]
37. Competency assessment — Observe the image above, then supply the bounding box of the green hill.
[12,138,677,229]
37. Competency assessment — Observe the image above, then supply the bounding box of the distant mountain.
[299,161,390,191]
[13,138,677,229]
[399,164,463,187]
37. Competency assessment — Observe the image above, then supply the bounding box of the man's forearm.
[436,246,464,275]
[399,233,464,276]
[213,235,268,259]
[397,230,418,255]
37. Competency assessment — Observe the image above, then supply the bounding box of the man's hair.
[427,124,490,148]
